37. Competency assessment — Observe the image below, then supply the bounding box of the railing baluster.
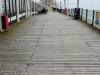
[81,8,83,20]
[85,9,88,22]
[92,10,95,26]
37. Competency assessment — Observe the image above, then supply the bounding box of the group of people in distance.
[38,8,48,15]
[52,7,57,12]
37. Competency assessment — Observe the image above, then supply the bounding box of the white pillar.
[0,0,3,32]
[25,0,28,18]
[34,1,36,15]
[16,0,20,22]
[30,1,32,16]
[64,0,66,9]
[41,4,42,10]
[67,0,69,9]
[27,0,31,17]
[26,0,31,18]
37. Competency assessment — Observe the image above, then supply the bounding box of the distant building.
[39,0,57,10]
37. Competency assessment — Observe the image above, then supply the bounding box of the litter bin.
[1,16,9,30]
[74,8,80,19]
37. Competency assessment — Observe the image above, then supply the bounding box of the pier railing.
[66,8,100,29]
[2,0,46,25]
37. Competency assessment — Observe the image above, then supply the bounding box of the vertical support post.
[28,0,31,17]
[67,0,69,9]
[71,9,72,16]
[77,0,79,8]
[72,9,73,16]
[72,9,73,17]
[69,9,70,16]
[60,2,61,9]
[64,0,66,9]
[26,0,30,17]
[41,4,42,10]
[0,0,3,32]
[70,9,72,16]
[30,1,32,16]
[16,0,20,22]
[34,2,36,15]
[56,3,57,11]
[86,9,88,22]
[25,0,28,18]
[58,4,59,9]
[92,10,95,26]
[81,8,83,20]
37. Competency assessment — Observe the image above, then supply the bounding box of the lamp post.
[67,0,69,9]
[60,2,61,9]
[58,4,59,9]
[64,0,67,14]
[64,0,66,9]
[77,0,79,8]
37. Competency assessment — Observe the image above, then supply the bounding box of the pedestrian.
[41,8,47,14]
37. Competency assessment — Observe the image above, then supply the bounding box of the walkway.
[0,12,100,75]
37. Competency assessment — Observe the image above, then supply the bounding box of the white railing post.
[25,0,28,18]
[16,0,20,22]
[34,1,36,15]
[30,0,32,16]
[28,0,31,17]
[0,0,3,32]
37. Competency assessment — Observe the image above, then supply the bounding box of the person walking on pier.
[41,8,47,14]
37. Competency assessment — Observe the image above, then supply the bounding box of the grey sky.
[36,0,100,10]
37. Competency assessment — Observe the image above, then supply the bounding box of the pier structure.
[0,0,100,75]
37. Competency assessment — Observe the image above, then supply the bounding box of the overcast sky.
[36,0,100,10]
